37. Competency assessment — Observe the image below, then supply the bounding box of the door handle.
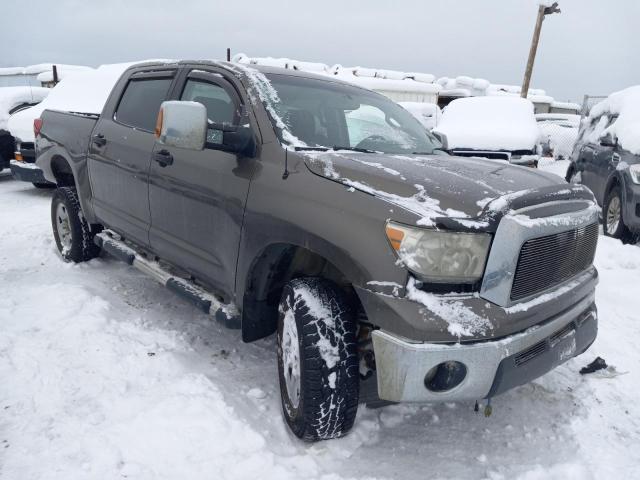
[92,133,107,147]
[612,153,620,164]
[153,149,174,167]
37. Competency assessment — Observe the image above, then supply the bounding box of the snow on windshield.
[588,85,640,154]
[434,96,539,151]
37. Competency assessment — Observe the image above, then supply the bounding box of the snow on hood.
[302,151,563,226]
[434,96,539,151]
[7,61,161,142]
[589,85,640,155]
[0,87,49,130]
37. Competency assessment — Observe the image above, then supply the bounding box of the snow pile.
[7,61,163,142]
[588,85,640,154]
[434,96,539,150]
[398,102,442,130]
[0,87,49,130]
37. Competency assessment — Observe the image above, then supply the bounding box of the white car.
[0,87,49,171]
[434,96,540,167]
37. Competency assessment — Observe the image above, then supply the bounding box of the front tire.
[603,185,637,244]
[51,187,101,262]
[277,277,359,442]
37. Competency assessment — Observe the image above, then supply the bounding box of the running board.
[95,231,240,329]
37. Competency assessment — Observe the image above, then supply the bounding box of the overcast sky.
[2,0,637,102]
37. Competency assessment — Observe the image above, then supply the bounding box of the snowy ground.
[1,165,639,480]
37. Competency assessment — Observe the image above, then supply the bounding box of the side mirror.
[600,132,618,148]
[222,125,257,157]
[432,131,449,150]
[155,101,207,150]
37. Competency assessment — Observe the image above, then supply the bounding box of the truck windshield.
[263,73,442,155]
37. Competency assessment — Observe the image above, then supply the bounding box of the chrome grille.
[511,223,599,301]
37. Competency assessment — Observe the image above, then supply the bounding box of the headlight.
[630,164,640,185]
[386,221,492,283]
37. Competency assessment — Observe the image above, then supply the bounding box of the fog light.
[424,361,467,392]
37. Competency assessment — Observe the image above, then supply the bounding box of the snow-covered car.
[0,87,49,171]
[9,63,133,187]
[433,96,540,167]
[566,86,640,243]
[399,101,442,130]
[536,113,580,160]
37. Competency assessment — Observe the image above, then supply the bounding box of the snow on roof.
[434,96,539,151]
[0,87,49,130]
[550,100,580,111]
[0,64,91,77]
[589,85,640,154]
[232,53,441,95]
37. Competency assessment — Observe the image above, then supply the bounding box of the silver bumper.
[372,288,596,402]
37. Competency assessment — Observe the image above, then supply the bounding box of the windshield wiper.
[412,148,449,155]
[294,146,329,152]
[332,146,377,154]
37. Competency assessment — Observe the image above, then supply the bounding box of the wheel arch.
[240,241,364,343]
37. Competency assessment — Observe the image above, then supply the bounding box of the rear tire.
[51,187,101,262]
[277,277,359,442]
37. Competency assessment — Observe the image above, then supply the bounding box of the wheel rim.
[281,308,301,409]
[606,196,621,234]
[56,202,72,251]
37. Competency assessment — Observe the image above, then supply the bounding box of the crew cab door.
[88,69,176,246]
[148,69,257,298]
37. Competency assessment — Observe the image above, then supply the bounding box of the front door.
[148,69,257,298]
[88,70,176,246]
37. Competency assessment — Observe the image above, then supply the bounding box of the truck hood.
[302,151,573,227]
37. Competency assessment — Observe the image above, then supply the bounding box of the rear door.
[148,68,257,298]
[579,114,608,199]
[88,69,176,246]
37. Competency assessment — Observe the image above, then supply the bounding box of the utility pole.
[226,48,231,62]
[521,2,561,98]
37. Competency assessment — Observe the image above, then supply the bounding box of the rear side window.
[115,78,172,132]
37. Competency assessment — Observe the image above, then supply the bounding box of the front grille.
[511,223,599,301]
[514,321,577,367]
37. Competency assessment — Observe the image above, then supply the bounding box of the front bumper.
[372,293,597,402]
[10,159,52,185]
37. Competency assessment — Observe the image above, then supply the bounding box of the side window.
[181,79,238,145]
[115,78,172,132]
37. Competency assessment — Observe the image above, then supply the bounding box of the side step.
[95,231,240,329]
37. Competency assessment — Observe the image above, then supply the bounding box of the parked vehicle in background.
[399,101,442,130]
[433,96,540,167]
[0,86,49,171]
[0,64,91,88]
[536,113,580,160]
[9,64,132,187]
[37,61,599,442]
[566,86,640,243]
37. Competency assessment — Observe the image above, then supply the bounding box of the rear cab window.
[115,72,174,132]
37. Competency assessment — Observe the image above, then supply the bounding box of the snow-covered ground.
[1,168,639,479]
